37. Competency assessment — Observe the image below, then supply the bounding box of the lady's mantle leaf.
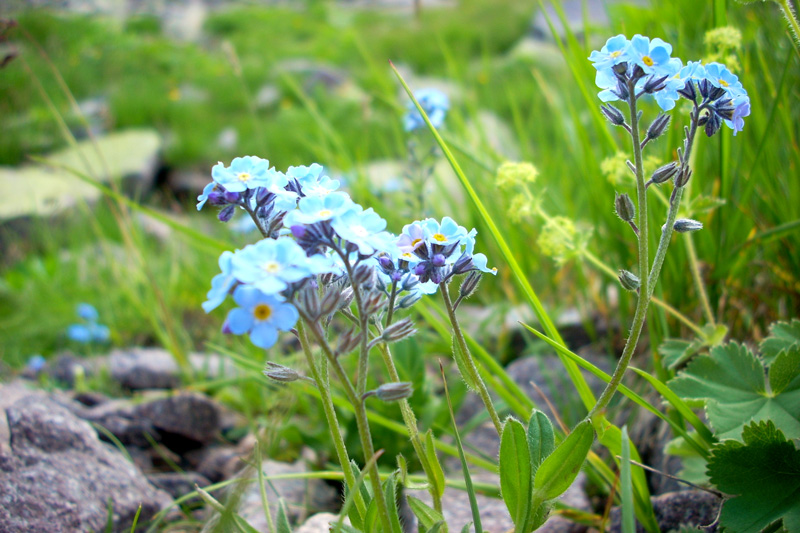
[760,318,800,365]
[707,420,800,533]
[668,342,800,439]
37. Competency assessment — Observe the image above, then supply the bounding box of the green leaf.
[685,194,727,217]
[669,342,800,439]
[620,426,635,533]
[533,420,593,501]
[660,323,728,370]
[275,499,291,533]
[460,523,473,533]
[659,338,694,369]
[761,319,800,365]
[384,471,404,533]
[769,346,800,395]
[452,335,478,392]
[527,410,555,475]
[707,420,800,533]
[407,496,447,532]
[424,430,446,500]
[427,523,446,533]
[500,417,533,530]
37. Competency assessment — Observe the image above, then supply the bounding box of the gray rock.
[236,458,340,531]
[608,490,721,533]
[0,392,168,533]
[295,512,349,533]
[133,391,221,444]
[47,352,94,387]
[109,347,181,390]
[74,397,158,448]
[626,407,684,495]
[147,471,211,500]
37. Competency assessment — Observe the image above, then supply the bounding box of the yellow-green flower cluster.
[496,161,539,189]
[536,216,590,266]
[704,26,742,73]
[601,152,663,187]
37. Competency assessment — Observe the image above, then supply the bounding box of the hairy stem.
[589,83,650,419]
[296,321,366,521]
[440,282,502,434]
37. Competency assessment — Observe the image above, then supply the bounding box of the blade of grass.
[620,426,635,533]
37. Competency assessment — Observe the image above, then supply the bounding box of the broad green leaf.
[669,342,800,439]
[527,410,555,474]
[658,338,693,369]
[769,346,800,395]
[407,496,446,532]
[426,523,445,533]
[660,323,728,370]
[533,420,593,501]
[499,417,533,530]
[708,420,800,533]
[424,430,446,500]
[760,319,800,365]
[620,426,635,533]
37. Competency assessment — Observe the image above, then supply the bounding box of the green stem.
[589,84,650,419]
[440,282,502,434]
[376,342,443,512]
[300,315,394,533]
[778,0,800,53]
[296,321,366,522]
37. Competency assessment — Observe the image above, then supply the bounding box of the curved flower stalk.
[586,34,750,418]
[198,156,496,527]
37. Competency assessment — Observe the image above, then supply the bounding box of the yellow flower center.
[237,172,251,182]
[318,209,332,217]
[262,261,281,274]
[610,50,621,58]
[411,238,423,248]
[642,56,654,67]
[719,79,729,87]
[253,304,272,321]
[401,253,414,260]
[433,233,447,242]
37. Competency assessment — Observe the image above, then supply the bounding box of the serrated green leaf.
[500,417,533,529]
[527,410,555,475]
[660,323,728,370]
[707,420,800,533]
[761,319,800,365]
[669,342,800,439]
[407,496,446,532]
[769,346,800,395]
[533,420,593,501]
[659,338,694,369]
[424,430,446,500]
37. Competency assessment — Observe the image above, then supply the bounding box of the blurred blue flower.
[588,34,631,70]
[226,285,298,349]
[203,251,238,313]
[331,207,391,255]
[26,354,46,373]
[404,88,449,132]
[76,303,99,322]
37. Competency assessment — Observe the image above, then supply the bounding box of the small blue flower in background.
[67,304,110,344]
[283,193,354,226]
[331,207,391,255]
[404,88,450,132]
[211,156,272,193]
[26,354,46,374]
[225,285,299,349]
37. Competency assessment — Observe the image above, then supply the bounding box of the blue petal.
[250,323,279,349]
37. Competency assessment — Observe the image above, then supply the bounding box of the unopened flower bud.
[459,271,482,300]
[643,75,668,94]
[675,168,692,188]
[713,99,735,120]
[615,192,635,222]
[297,287,320,318]
[646,114,671,140]
[618,270,640,291]
[630,64,646,82]
[207,190,227,205]
[263,362,300,383]
[337,327,361,356]
[221,317,233,335]
[223,191,240,204]
[650,161,680,185]
[613,62,629,77]
[396,292,422,309]
[290,224,307,239]
[678,80,697,102]
[382,319,416,343]
[218,205,235,222]
[673,219,703,233]
[432,254,446,267]
[600,104,626,126]
[353,264,374,286]
[256,187,272,205]
[319,289,341,317]
[378,255,394,272]
[708,85,726,101]
[374,382,413,402]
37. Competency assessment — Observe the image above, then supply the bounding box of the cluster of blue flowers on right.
[199,157,495,349]
[589,34,750,135]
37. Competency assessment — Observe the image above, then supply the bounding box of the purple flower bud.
[378,256,394,271]
[291,224,307,239]
[223,191,240,204]
[208,190,227,205]
[673,219,703,233]
[414,263,427,276]
[256,187,272,205]
[391,270,404,282]
[432,254,446,267]
[221,317,233,334]
[218,205,235,222]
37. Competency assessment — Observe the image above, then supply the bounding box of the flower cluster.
[589,34,750,135]
[404,88,450,132]
[66,303,110,344]
[202,157,495,350]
